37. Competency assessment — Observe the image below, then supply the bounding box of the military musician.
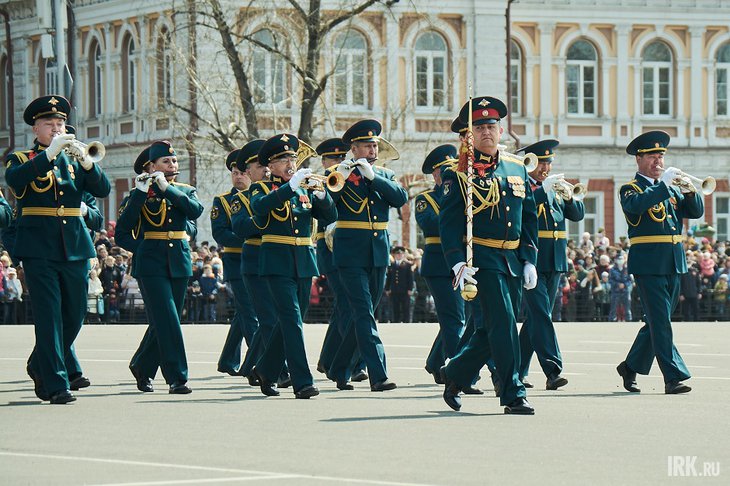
[516,139,584,390]
[212,149,259,376]
[6,95,111,404]
[326,120,407,392]
[117,141,204,394]
[439,96,538,414]
[616,131,703,394]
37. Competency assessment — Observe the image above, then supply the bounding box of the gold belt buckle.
[56,207,65,216]
[167,230,175,239]
[554,231,559,239]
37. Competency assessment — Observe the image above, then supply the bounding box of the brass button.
[294,229,300,234]
[370,201,375,205]
[373,216,378,220]
[168,243,173,247]
[502,191,507,196]
[167,231,175,239]
[56,207,65,216]
[554,222,558,227]
[168,219,172,223]
[505,206,510,212]
[373,232,378,236]
[59,191,64,196]
[507,222,512,227]
[294,217,298,221]
[668,215,673,219]
[62,220,67,224]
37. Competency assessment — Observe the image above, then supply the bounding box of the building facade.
[1,0,729,247]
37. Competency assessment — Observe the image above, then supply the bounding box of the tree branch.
[325,0,399,33]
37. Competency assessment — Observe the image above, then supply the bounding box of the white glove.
[354,158,375,180]
[337,161,355,178]
[79,153,95,171]
[452,262,479,291]
[542,173,562,203]
[135,174,152,193]
[45,134,75,160]
[313,189,327,200]
[80,201,89,217]
[289,168,312,189]
[660,167,681,187]
[153,171,169,192]
[523,262,538,290]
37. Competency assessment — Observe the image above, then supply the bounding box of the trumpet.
[554,178,587,201]
[138,171,180,182]
[498,145,538,170]
[64,139,106,164]
[658,168,716,195]
[298,172,346,192]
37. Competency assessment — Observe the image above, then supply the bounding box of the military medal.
[300,194,311,209]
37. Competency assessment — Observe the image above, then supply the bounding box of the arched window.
[642,41,673,116]
[415,32,447,108]
[44,58,58,95]
[510,39,523,116]
[252,29,285,104]
[566,40,597,115]
[121,34,137,112]
[156,28,173,106]
[334,30,367,108]
[89,41,102,117]
[716,43,730,116]
[0,55,9,129]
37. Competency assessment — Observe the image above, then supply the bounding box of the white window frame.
[566,41,597,116]
[0,56,8,129]
[45,58,58,95]
[123,36,137,113]
[89,42,102,118]
[510,40,522,116]
[333,31,368,109]
[251,29,286,106]
[714,192,730,242]
[715,44,730,117]
[567,192,604,243]
[641,43,673,117]
[157,30,173,106]
[414,32,447,110]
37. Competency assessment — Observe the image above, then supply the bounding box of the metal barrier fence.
[1,287,729,325]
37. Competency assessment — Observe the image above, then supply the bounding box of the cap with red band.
[457,96,508,126]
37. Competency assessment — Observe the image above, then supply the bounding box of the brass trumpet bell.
[66,139,106,164]
[296,140,317,167]
[326,171,346,192]
[299,172,346,193]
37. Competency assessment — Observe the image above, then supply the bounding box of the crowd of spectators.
[2,223,730,325]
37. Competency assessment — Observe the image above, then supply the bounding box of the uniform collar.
[636,172,655,186]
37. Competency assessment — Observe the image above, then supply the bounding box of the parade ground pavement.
[1,322,729,485]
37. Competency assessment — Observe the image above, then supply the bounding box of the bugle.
[298,172,346,192]
[658,168,716,195]
[64,138,106,164]
[554,178,587,201]
[498,144,538,170]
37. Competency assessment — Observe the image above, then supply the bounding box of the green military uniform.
[415,145,466,380]
[440,96,538,414]
[116,141,204,392]
[517,140,585,388]
[249,134,336,397]
[212,149,259,375]
[327,120,408,391]
[618,131,703,394]
[229,139,282,383]
[6,95,111,403]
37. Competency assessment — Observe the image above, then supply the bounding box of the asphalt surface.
[1,322,728,485]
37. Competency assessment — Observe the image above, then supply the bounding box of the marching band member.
[248,133,336,399]
[6,95,110,404]
[439,96,538,414]
[416,145,467,384]
[231,139,281,386]
[616,131,703,394]
[516,139,584,390]
[117,141,203,394]
[212,149,259,376]
[314,138,367,383]
[327,120,407,392]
